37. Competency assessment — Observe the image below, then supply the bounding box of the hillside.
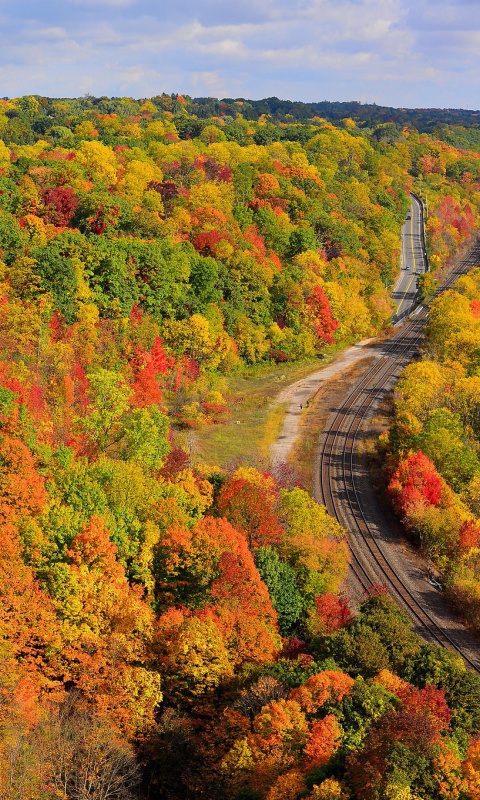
[1,93,480,799]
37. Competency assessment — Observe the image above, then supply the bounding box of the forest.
[1,93,480,799]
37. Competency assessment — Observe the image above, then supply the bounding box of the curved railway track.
[314,239,480,672]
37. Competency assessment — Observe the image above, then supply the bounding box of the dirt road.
[270,337,381,469]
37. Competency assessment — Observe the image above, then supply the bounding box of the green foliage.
[254,547,302,634]
[323,593,421,677]
[334,677,395,749]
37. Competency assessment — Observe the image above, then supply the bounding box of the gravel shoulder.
[270,336,381,469]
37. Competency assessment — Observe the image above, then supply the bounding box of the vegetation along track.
[314,240,480,672]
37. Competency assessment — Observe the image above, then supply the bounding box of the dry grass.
[187,342,350,471]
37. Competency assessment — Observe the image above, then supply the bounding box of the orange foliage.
[0,434,46,523]
[215,477,283,550]
[156,516,280,668]
[290,671,354,714]
[303,714,342,769]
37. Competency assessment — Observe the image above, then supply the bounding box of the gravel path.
[270,337,380,469]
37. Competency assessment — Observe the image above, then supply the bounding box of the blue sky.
[2,0,480,108]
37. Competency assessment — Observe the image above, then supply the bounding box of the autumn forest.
[2,92,480,799]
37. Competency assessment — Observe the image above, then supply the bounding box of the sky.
[1,0,480,108]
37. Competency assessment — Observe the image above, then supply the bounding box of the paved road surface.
[392,194,427,322]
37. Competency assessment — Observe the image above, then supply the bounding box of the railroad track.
[314,239,480,672]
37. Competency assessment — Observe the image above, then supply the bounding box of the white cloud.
[191,70,227,96]
[0,0,478,107]
[28,26,68,39]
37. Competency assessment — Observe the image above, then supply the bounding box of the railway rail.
[314,238,480,672]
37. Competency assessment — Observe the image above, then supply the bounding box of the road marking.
[398,273,416,313]
[411,209,416,272]
[397,200,419,312]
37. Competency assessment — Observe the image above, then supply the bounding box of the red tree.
[306,286,339,344]
[308,592,353,635]
[129,338,168,408]
[387,451,449,516]
[43,186,79,226]
[215,477,283,550]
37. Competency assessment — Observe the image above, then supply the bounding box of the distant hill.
[188,95,480,132]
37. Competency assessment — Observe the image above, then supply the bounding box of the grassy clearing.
[187,340,350,471]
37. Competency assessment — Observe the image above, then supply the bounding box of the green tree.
[254,547,302,635]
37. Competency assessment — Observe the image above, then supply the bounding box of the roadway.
[392,193,427,322]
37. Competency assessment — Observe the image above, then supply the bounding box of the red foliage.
[396,683,451,731]
[148,180,179,203]
[309,592,353,635]
[271,461,305,490]
[26,384,45,424]
[87,204,119,235]
[306,285,339,344]
[129,338,168,408]
[171,356,201,391]
[49,310,65,342]
[158,444,190,479]
[71,362,90,415]
[201,400,227,423]
[151,336,170,374]
[215,477,283,550]
[387,451,448,516]
[43,186,79,226]
[270,349,291,363]
[278,637,308,660]
[196,156,232,183]
[129,304,143,325]
[192,230,222,256]
[459,519,480,552]
[244,225,267,258]
[470,299,480,319]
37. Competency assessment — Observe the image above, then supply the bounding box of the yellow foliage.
[374,669,408,694]
[395,361,452,420]
[163,313,236,371]
[233,466,277,496]
[265,769,307,800]
[200,124,227,144]
[119,158,163,199]
[307,778,343,799]
[189,181,234,216]
[76,139,117,185]
[294,248,327,281]
[74,120,98,138]
[170,468,214,519]
[234,316,270,364]
[220,737,256,785]
[155,609,234,693]
[0,140,11,166]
